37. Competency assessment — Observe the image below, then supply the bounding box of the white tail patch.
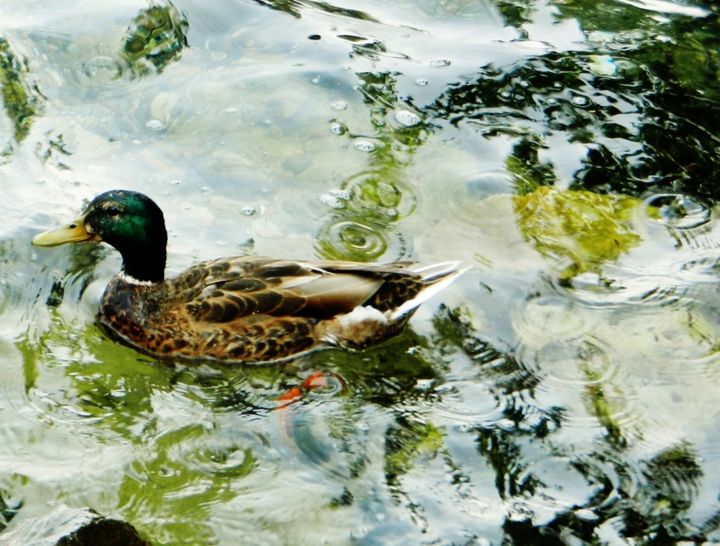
[322,305,389,346]
[320,262,469,347]
[337,305,389,328]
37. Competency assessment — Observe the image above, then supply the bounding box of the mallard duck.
[32,190,465,364]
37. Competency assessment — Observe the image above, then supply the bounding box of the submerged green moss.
[513,186,642,278]
[582,369,626,448]
[385,420,444,485]
[0,38,42,142]
[506,138,558,195]
[117,423,256,544]
[121,1,189,76]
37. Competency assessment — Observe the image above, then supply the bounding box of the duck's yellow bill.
[32,218,94,247]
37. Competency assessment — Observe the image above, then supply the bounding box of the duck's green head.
[33,190,168,283]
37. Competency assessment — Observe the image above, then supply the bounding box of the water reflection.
[82,55,124,82]
[513,186,642,280]
[121,1,189,77]
[253,0,380,22]
[0,37,42,143]
[317,218,392,261]
[317,71,425,261]
[1,0,720,544]
[119,420,257,545]
[645,193,712,230]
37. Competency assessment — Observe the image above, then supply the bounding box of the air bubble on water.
[82,55,122,81]
[201,185,211,192]
[320,189,350,209]
[331,101,348,111]
[353,139,376,152]
[329,189,350,200]
[415,379,434,391]
[393,109,421,127]
[587,31,614,43]
[571,95,590,107]
[226,107,237,114]
[430,58,451,68]
[496,419,516,431]
[415,78,429,86]
[241,205,258,216]
[589,55,617,76]
[614,58,637,75]
[311,75,320,84]
[575,509,599,522]
[150,93,177,125]
[319,194,346,209]
[145,119,164,131]
[330,122,347,135]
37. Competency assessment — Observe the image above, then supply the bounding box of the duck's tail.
[319,261,469,350]
[390,261,469,321]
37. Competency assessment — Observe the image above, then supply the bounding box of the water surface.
[1,0,719,544]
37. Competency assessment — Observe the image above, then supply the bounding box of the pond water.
[1,0,719,544]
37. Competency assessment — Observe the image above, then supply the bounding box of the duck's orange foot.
[276,370,347,409]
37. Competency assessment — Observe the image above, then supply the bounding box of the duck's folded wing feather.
[180,258,386,323]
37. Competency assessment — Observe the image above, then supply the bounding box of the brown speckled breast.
[98,273,321,363]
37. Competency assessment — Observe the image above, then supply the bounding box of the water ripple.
[66,52,136,100]
[568,448,643,512]
[81,55,124,82]
[318,219,385,260]
[446,170,516,228]
[316,217,407,261]
[517,337,620,389]
[512,294,589,347]
[645,193,712,230]
[343,171,418,220]
[433,380,506,425]
[551,268,687,310]
[623,355,720,458]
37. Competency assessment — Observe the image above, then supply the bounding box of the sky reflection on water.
[1,0,719,544]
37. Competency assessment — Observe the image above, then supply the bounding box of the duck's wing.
[170,256,420,324]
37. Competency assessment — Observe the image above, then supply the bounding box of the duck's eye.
[104,206,122,217]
